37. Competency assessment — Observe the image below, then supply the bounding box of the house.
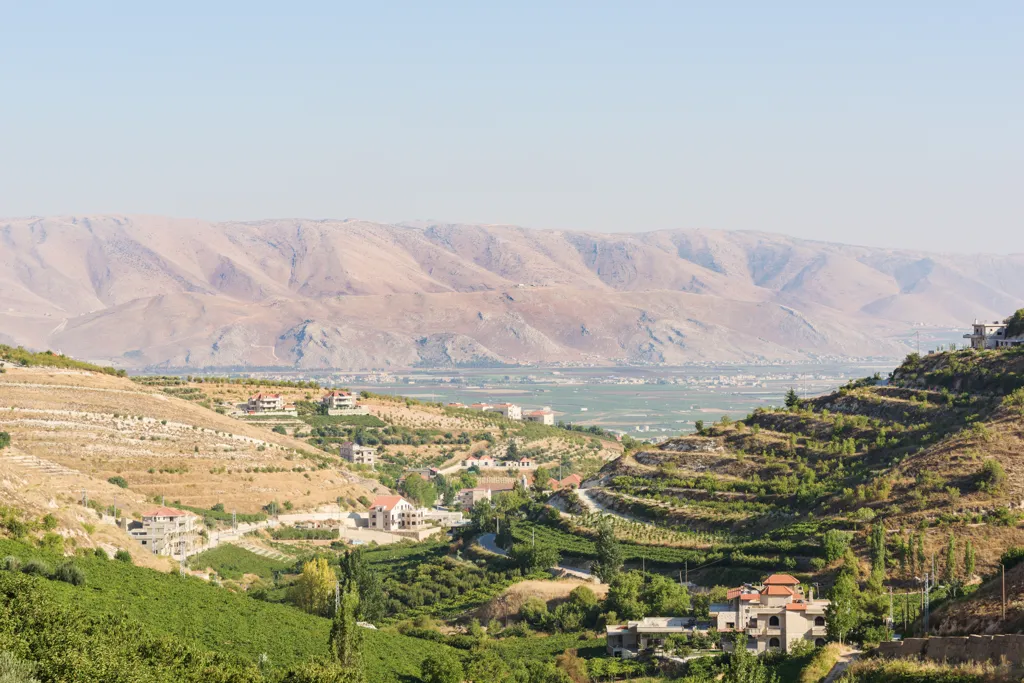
[463,456,497,469]
[322,390,358,411]
[964,318,1024,350]
[606,573,829,659]
[503,456,536,469]
[457,487,492,508]
[715,574,829,653]
[485,403,523,420]
[367,495,426,531]
[247,393,284,413]
[606,617,710,657]
[549,474,583,491]
[469,403,493,412]
[339,442,376,467]
[127,507,199,558]
[524,408,555,426]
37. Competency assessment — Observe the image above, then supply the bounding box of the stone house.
[715,574,829,653]
[524,408,555,425]
[247,393,285,412]
[339,441,376,467]
[321,390,358,411]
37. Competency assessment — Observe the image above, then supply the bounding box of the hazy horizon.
[2,2,1022,253]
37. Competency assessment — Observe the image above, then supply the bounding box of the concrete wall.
[876,634,1024,666]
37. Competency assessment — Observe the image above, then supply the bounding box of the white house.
[463,456,497,469]
[485,403,523,420]
[457,487,492,508]
[367,495,426,531]
[524,408,555,426]
[964,318,1024,350]
[322,390,358,411]
[247,393,285,413]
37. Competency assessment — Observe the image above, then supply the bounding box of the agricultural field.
[0,366,377,523]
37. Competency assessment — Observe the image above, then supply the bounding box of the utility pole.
[232,510,237,531]
[1003,564,1007,621]
[685,561,688,585]
[335,580,341,615]
[889,586,893,628]
[914,330,921,356]
[82,488,87,508]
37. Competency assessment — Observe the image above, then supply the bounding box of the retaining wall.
[876,634,1024,666]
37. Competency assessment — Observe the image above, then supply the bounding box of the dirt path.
[822,648,861,683]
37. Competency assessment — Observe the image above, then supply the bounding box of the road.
[577,486,644,524]
[477,532,507,556]
[823,647,862,683]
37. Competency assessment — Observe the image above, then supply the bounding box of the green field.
[0,539,452,682]
[188,544,294,580]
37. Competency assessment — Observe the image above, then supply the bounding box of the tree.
[534,466,553,491]
[510,543,560,572]
[107,476,128,489]
[723,634,778,683]
[421,651,464,683]
[784,387,800,409]
[604,572,647,620]
[640,574,690,615]
[292,557,336,616]
[593,520,623,583]
[826,571,862,645]
[1005,308,1024,338]
[329,584,364,677]
[869,523,886,576]
[341,550,386,623]
[694,420,705,435]
[822,530,851,564]
[964,541,976,580]
[944,533,957,584]
[506,439,519,459]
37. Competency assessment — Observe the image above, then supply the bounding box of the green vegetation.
[188,544,293,580]
[0,537,454,682]
[0,345,126,376]
[0,432,9,450]
[106,475,128,489]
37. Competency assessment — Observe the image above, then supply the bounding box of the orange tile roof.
[369,495,408,511]
[764,573,801,586]
[786,603,807,611]
[740,593,760,602]
[727,588,743,600]
[762,585,795,596]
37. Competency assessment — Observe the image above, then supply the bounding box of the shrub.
[272,426,288,435]
[20,559,52,577]
[0,432,9,449]
[107,476,129,489]
[1,556,20,572]
[54,562,86,586]
[976,459,1006,493]
[114,549,133,564]
[93,548,109,560]
[1000,547,1024,571]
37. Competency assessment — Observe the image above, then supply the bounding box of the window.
[814,616,825,626]
[768,616,780,627]
[726,622,735,629]
[768,637,780,649]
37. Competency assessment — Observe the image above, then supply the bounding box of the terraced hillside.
[536,347,1024,588]
[0,366,377,547]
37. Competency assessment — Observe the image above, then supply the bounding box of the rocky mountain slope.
[2,215,1022,369]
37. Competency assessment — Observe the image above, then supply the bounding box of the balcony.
[810,626,827,637]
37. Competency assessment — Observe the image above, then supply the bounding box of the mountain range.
[2,215,1022,370]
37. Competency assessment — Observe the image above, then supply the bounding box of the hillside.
[4,215,1023,368]
[510,346,1024,608]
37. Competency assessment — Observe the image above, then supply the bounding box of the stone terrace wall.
[876,635,1024,666]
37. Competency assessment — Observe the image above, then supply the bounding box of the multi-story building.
[964,318,1024,350]
[127,507,200,557]
[715,574,829,653]
[321,390,358,411]
[606,573,829,659]
[367,495,426,531]
[524,408,555,425]
[457,487,492,508]
[247,393,285,413]
[339,441,376,467]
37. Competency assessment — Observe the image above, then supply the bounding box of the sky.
[1,2,1021,253]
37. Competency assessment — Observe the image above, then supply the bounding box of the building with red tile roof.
[713,574,829,655]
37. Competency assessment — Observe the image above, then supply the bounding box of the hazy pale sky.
[1,2,1021,252]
